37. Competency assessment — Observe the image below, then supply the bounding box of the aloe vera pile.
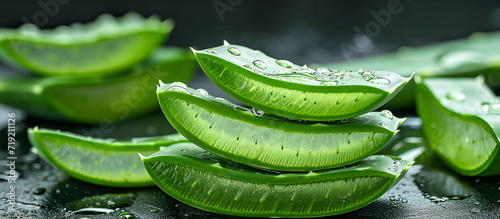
[142,42,414,217]
[0,12,196,123]
[14,10,500,218]
[13,13,415,217]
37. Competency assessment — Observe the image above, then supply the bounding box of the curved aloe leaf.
[157,82,405,171]
[192,42,411,121]
[28,127,189,187]
[0,47,196,124]
[320,30,500,110]
[141,143,413,217]
[0,12,173,76]
[416,77,500,176]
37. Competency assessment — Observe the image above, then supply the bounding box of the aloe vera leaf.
[0,12,173,76]
[192,42,412,121]
[0,47,196,124]
[141,143,412,217]
[416,77,500,176]
[157,82,405,171]
[27,127,189,187]
[319,31,500,110]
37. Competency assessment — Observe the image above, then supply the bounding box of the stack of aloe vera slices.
[143,42,414,217]
[0,12,197,123]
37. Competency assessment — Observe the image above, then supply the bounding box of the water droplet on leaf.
[380,110,394,120]
[388,166,398,172]
[214,97,232,106]
[316,67,331,74]
[251,108,264,117]
[362,71,374,76]
[445,92,466,102]
[206,49,218,54]
[243,64,255,71]
[294,67,316,74]
[227,47,241,56]
[253,60,266,69]
[165,86,192,95]
[368,78,391,85]
[171,82,187,88]
[276,60,294,69]
[482,103,500,113]
[196,88,208,95]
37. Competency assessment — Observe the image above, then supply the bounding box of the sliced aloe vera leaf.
[192,42,412,121]
[0,12,173,76]
[157,83,405,171]
[416,77,500,176]
[27,127,189,187]
[141,143,412,217]
[319,31,500,110]
[0,47,196,124]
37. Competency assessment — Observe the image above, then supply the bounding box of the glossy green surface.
[320,31,500,110]
[0,12,173,76]
[4,114,499,218]
[0,47,196,124]
[157,82,405,171]
[27,127,189,187]
[193,42,411,121]
[141,143,412,218]
[416,77,500,176]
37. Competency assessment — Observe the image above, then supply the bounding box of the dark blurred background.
[3,0,499,104]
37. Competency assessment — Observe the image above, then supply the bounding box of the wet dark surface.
[1,113,499,219]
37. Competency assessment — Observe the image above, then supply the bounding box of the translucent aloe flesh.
[0,47,196,124]
[192,42,411,121]
[141,143,412,217]
[28,127,189,187]
[0,12,173,76]
[416,77,500,176]
[320,30,500,109]
[157,82,405,171]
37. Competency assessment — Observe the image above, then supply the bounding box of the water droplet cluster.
[204,46,394,87]
[248,58,391,86]
[482,103,500,113]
